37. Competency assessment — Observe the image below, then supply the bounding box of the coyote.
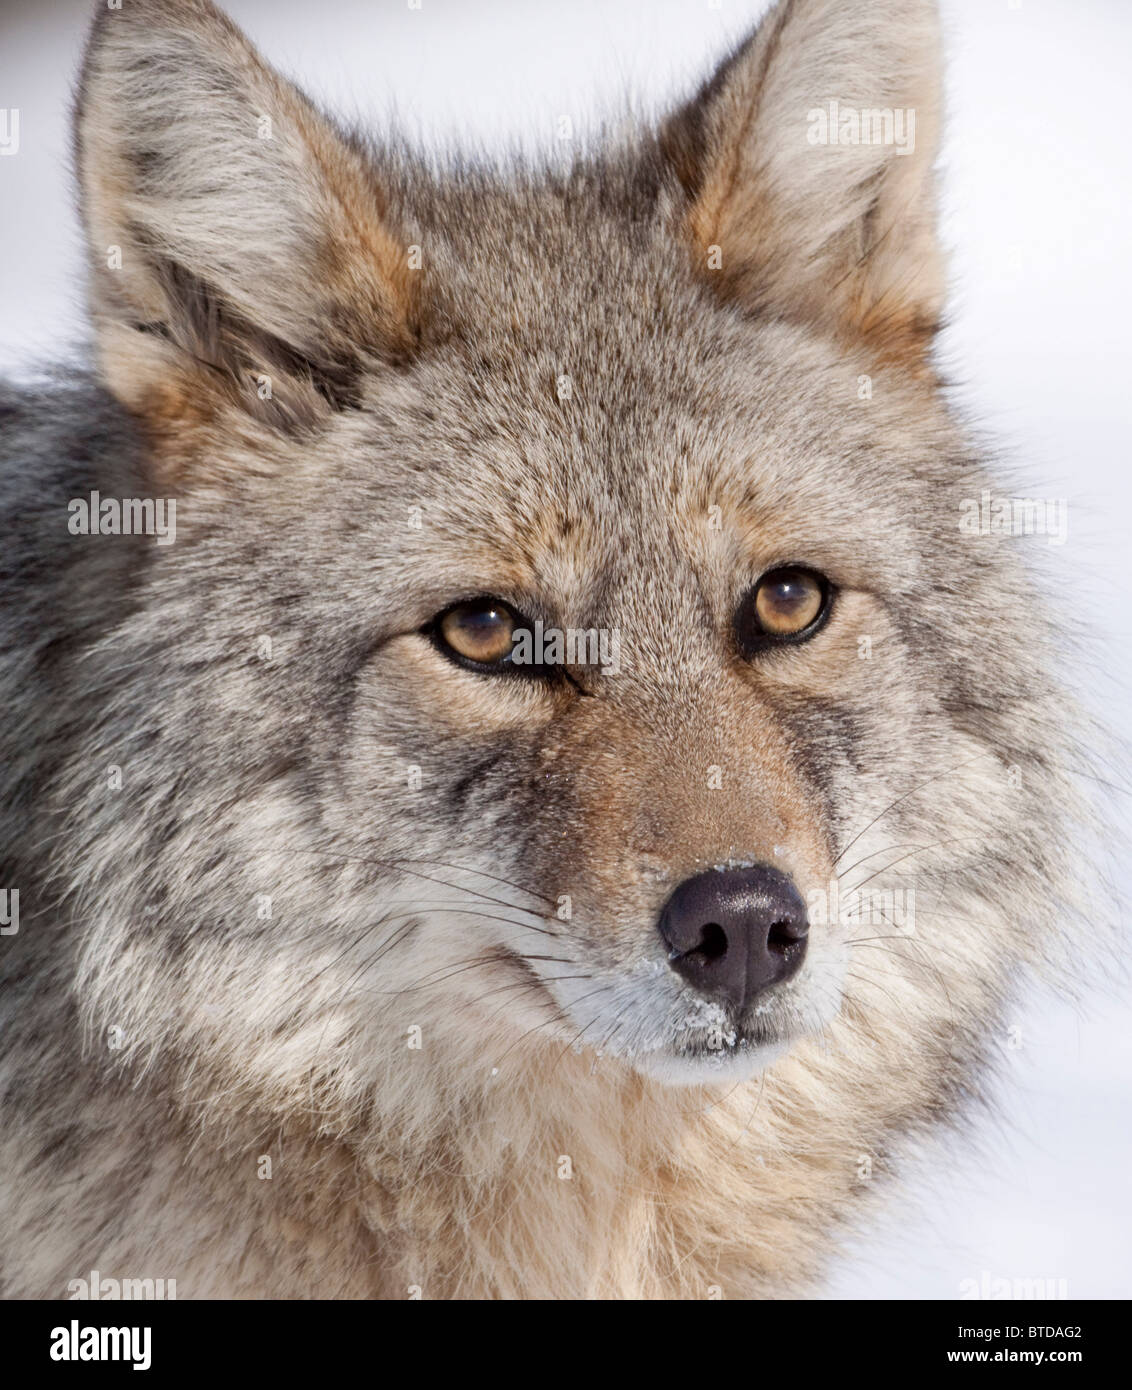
[0,0,1094,1298]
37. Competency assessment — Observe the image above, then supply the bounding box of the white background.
[1,0,1128,1298]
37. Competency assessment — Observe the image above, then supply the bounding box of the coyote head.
[65,0,1083,1118]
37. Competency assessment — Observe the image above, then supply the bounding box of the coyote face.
[0,0,1095,1298]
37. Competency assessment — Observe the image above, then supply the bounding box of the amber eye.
[735,567,831,655]
[435,598,518,667]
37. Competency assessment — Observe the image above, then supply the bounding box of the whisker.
[274,911,418,1012]
[547,987,622,1077]
[848,936,955,1017]
[386,953,584,999]
[837,839,949,885]
[284,845,556,908]
[841,835,989,898]
[366,902,558,938]
[845,968,913,1022]
[465,973,595,1012]
[833,751,999,870]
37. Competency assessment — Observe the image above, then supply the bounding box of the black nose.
[657,865,809,1014]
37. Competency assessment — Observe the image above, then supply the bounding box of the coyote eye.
[735,567,831,654]
[434,598,518,668]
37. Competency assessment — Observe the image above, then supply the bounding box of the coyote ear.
[662,0,944,373]
[75,0,419,437]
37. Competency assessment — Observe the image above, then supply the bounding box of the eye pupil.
[437,600,517,665]
[737,566,829,653]
[768,577,806,608]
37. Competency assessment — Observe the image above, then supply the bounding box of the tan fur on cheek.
[368,636,568,735]
[741,589,893,699]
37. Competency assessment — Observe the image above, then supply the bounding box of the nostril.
[693,922,728,961]
[666,921,729,965]
[767,919,795,951]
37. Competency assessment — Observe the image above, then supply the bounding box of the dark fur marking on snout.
[447,753,507,813]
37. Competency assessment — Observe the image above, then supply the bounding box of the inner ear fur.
[75,0,422,440]
[661,0,945,374]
